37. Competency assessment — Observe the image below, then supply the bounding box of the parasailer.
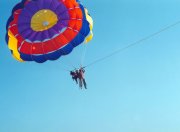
[70,67,87,89]
[70,70,78,84]
[78,67,87,89]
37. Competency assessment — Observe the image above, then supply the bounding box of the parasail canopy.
[6,0,93,63]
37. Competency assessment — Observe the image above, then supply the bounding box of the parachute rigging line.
[80,44,88,67]
[84,20,180,68]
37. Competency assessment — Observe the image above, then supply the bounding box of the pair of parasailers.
[70,67,87,89]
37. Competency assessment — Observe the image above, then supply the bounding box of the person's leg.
[75,78,78,84]
[79,79,82,88]
[83,79,87,89]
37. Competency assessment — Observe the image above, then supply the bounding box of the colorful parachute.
[6,0,93,63]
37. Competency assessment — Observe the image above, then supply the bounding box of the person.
[79,67,87,89]
[70,67,87,89]
[73,69,81,89]
[70,70,78,84]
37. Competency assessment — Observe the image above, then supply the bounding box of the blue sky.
[0,0,180,132]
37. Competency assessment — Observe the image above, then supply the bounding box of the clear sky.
[0,0,180,132]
